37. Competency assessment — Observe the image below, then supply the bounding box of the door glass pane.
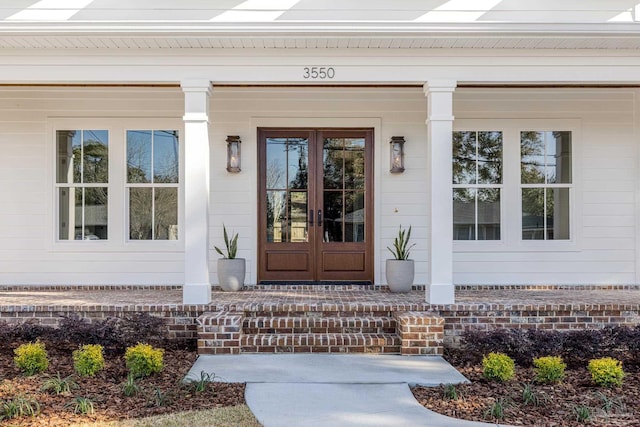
[452,131,476,184]
[323,138,344,190]
[344,138,365,189]
[453,188,475,240]
[127,130,152,183]
[266,138,287,189]
[344,191,365,242]
[129,187,152,240]
[266,190,286,242]
[323,191,343,242]
[154,130,179,184]
[288,139,308,189]
[522,188,544,239]
[478,188,500,240]
[155,187,178,240]
[289,191,308,242]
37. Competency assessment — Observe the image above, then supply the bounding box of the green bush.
[587,357,624,387]
[73,344,105,377]
[124,343,164,378]
[13,341,49,376]
[533,356,566,383]
[482,352,515,382]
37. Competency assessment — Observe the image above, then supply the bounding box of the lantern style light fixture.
[226,135,241,173]
[389,136,405,173]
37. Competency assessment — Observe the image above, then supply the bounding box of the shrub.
[124,343,164,378]
[73,344,105,376]
[482,352,515,382]
[533,356,566,383]
[13,341,49,376]
[587,357,624,387]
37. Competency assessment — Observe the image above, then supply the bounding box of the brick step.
[240,333,401,354]
[248,310,394,317]
[243,315,397,335]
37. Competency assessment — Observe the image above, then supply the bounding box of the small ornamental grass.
[482,352,515,382]
[0,395,40,420]
[13,341,49,376]
[587,357,624,387]
[73,344,105,377]
[124,343,164,378]
[533,356,566,384]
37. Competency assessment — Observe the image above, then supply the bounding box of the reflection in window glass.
[265,137,309,243]
[322,138,366,243]
[521,131,571,240]
[56,129,109,241]
[126,130,179,241]
[453,131,502,241]
[521,131,571,184]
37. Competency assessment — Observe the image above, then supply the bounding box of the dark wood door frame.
[258,127,374,283]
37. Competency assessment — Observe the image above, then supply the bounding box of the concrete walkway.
[186,354,509,427]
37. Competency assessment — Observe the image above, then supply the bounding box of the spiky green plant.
[41,373,77,395]
[214,224,239,259]
[387,225,415,260]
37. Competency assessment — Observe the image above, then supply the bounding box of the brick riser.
[243,316,396,335]
[197,310,444,356]
[241,333,401,353]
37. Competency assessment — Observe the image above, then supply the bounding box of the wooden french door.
[258,128,373,282]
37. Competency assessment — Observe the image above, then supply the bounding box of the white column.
[424,81,457,304]
[182,80,212,304]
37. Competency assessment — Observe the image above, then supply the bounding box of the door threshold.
[257,281,373,287]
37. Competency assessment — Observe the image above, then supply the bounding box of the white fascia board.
[1,21,640,37]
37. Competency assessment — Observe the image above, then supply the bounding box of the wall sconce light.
[390,136,405,173]
[226,135,241,173]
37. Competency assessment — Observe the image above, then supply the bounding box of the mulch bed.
[412,356,640,427]
[0,343,245,426]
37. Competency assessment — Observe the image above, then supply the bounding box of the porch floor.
[0,285,638,308]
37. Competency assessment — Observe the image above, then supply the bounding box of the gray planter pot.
[217,258,245,291]
[385,259,414,293]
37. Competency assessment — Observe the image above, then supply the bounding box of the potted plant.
[386,225,416,293]
[214,224,245,291]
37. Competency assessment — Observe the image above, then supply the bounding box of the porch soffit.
[1,23,640,50]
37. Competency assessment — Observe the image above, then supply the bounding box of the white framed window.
[126,130,180,241]
[55,129,109,241]
[520,131,572,240]
[453,131,502,240]
[51,119,183,250]
[453,119,579,251]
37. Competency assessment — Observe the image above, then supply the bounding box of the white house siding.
[453,89,637,285]
[0,87,185,285]
[0,85,637,286]
[209,86,430,286]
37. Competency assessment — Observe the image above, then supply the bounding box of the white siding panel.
[453,88,637,285]
[0,87,184,286]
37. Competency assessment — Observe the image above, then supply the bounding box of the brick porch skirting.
[0,285,639,353]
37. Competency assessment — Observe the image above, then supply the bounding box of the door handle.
[317,209,322,226]
[309,210,314,227]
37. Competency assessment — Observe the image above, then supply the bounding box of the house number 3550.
[303,67,335,79]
